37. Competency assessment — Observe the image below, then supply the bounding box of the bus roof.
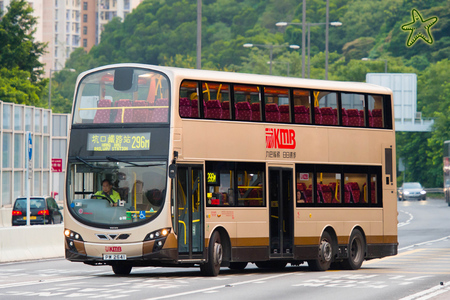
[77,63,393,95]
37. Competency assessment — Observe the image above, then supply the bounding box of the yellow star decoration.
[401,9,438,47]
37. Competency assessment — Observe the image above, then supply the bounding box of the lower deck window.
[296,164,381,207]
[206,161,265,207]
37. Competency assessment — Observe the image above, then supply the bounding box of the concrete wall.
[0,208,12,227]
[0,224,64,262]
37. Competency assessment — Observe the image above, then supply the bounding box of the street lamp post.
[362,57,388,73]
[243,43,300,75]
[267,61,291,76]
[196,0,202,69]
[276,21,342,79]
[48,68,76,109]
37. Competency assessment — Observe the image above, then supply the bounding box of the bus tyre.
[112,264,132,275]
[341,230,365,270]
[201,231,222,276]
[228,262,248,270]
[308,231,334,271]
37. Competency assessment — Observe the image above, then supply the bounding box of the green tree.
[0,67,46,106]
[0,0,47,82]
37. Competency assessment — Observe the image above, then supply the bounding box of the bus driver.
[94,179,121,206]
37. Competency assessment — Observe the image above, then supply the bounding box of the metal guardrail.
[424,188,443,193]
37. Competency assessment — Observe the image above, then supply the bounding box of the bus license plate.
[103,254,127,260]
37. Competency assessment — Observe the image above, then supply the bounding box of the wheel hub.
[319,240,332,262]
[214,242,223,265]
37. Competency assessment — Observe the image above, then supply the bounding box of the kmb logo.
[265,128,296,149]
[105,246,122,252]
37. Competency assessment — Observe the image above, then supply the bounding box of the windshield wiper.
[106,156,165,167]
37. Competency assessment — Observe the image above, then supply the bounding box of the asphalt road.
[1,198,450,300]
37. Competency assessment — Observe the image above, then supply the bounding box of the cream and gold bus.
[64,64,397,276]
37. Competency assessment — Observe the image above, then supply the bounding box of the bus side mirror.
[169,164,177,179]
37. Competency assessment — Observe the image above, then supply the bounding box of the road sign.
[27,132,32,180]
[51,158,63,172]
[27,132,32,161]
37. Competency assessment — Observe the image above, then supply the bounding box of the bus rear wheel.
[341,229,365,270]
[308,231,334,271]
[112,264,132,275]
[201,231,222,276]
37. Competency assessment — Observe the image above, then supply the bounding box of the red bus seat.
[152,98,169,122]
[179,97,191,118]
[347,109,360,127]
[236,101,252,120]
[191,99,199,118]
[359,110,365,127]
[341,108,348,126]
[221,101,231,120]
[294,105,310,124]
[314,107,322,124]
[265,103,280,122]
[321,107,336,125]
[279,104,290,123]
[114,99,133,123]
[205,100,222,119]
[372,109,383,128]
[349,182,361,203]
[133,100,151,122]
[251,102,261,121]
[93,99,112,123]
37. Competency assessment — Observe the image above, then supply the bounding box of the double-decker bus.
[444,141,450,206]
[64,64,397,276]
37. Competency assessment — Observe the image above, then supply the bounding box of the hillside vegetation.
[3,0,449,187]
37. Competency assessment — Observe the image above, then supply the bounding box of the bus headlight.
[65,229,84,253]
[144,228,171,241]
[64,229,84,241]
[144,228,171,252]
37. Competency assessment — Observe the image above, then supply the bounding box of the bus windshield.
[73,67,170,125]
[67,159,167,227]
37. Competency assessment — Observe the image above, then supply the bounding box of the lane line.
[0,276,91,289]
[144,273,294,300]
[399,236,450,252]
[398,210,414,227]
[399,282,450,300]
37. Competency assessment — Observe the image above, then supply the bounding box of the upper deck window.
[264,87,290,123]
[314,91,338,125]
[235,84,260,121]
[203,82,231,120]
[177,80,392,130]
[73,68,170,125]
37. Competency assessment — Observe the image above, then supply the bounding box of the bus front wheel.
[201,231,222,276]
[112,264,132,275]
[308,231,334,271]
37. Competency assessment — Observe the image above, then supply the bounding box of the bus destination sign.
[87,133,151,151]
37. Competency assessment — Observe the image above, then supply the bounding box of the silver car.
[398,182,426,201]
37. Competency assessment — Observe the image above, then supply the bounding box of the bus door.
[177,165,204,259]
[268,167,294,257]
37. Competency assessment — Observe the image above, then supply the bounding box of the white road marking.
[399,282,450,300]
[398,210,414,227]
[144,273,292,300]
[0,276,91,289]
[399,236,450,252]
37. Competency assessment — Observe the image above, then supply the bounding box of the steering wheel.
[91,194,112,202]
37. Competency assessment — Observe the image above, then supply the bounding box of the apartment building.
[0,0,142,77]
